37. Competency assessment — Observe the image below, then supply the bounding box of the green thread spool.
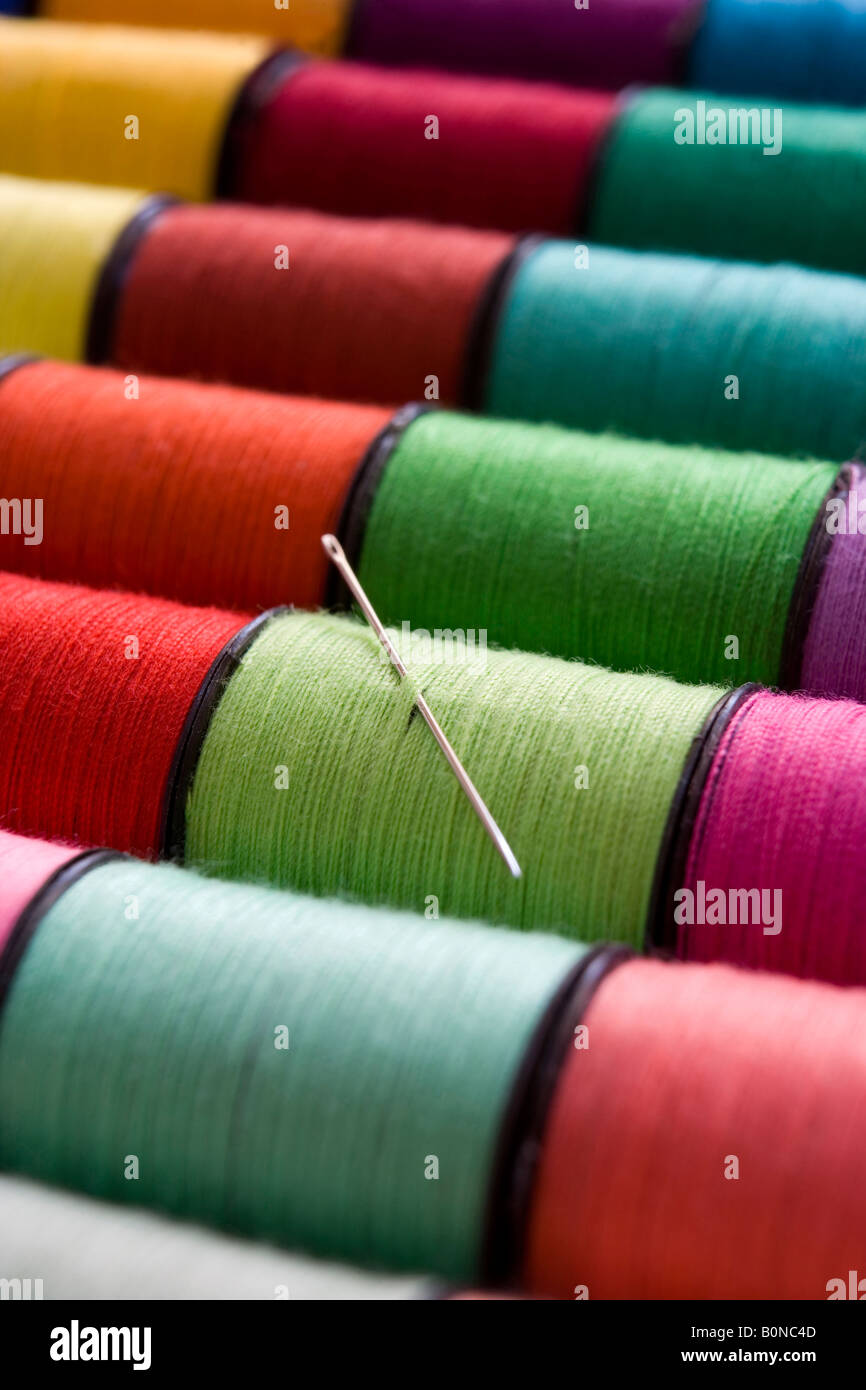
[356,411,836,687]
[485,241,866,461]
[591,90,866,276]
[185,611,722,946]
[0,857,584,1281]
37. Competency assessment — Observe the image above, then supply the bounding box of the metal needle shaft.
[321,534,522,879]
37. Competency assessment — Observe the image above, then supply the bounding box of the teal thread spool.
[184,611,722,946]
[590,90,866,276]
[355,409,835,687]
[485,240,866,461]
[0,856,585,1281]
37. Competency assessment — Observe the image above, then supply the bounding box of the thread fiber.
[112,203,514,406]
[591,89,866,276]
[0,574,248,857]
[0,855,584,1279]
[230,59,617,234]
[681,689,866,985]
[0,1176,430,1299]
[0,19,266,199]
[690,0,866,105]
[358,410,835,688]
[0,829,79,957]
[0,359,389,612]
[526,957,866,1299]
[44,0,352,51]
[0,176,145,361]
[186,610,722,946]
[801,467,866,703]
[487,240,866,461]
[349,0,700,88]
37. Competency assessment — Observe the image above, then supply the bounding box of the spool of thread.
[0,573,249,857]
[44,0,352,51]
[0,576,721,947]
[0,358,390,612]
[354,408,838,689]
[109,203,515,407]
[0,19,268,199]
[0,851,587,1280]
[0,1176,434,1299]
[229,59,617,234]
[485,240,866,462]
[524,956,866,1298]
[801,466,866,702]
[348,0,701,89]
[0,829,79,957]
[689,0,866,105]
[185,609,723,945]
[591,89,866,276]
[675,688,866,986]
[0,176,147,361]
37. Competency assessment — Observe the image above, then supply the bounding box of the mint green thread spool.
[184,611,723,946]
[0,856,585,1280]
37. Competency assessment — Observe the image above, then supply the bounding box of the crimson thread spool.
[0,359,390,613]
[525,956,866,1299]
[108,203,515,407]
[0,573,249,858]
[674,687,866,987]
[229,59,617,235]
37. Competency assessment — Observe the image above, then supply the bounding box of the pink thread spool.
[678,688,866,986]
[0,829,81,956]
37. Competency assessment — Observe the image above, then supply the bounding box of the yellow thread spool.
[0,20,268,200]
[43,0,352,53]
[0,175,145,361]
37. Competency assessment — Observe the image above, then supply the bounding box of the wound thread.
[0,359,390,612]
[0,853,586,1280]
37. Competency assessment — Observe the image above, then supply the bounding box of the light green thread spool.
[0,857,584,1280]
[357,410,834,687]
[184,611,722,945]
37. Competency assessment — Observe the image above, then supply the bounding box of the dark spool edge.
[778,463,856,692]
[160,607,288,864]
[645,682,759,957]
[0,849,124,1019]
[460,234,545,413]
[324,402,430,610]
[0,353,39,387]
[575,83,639,237]
[86,195,179,366]
[479,941,633,1289]
[214,49,310,199]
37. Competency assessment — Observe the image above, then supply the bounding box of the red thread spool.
[111,204,514,406]
[679,689,866,987]
[525,957,866,1299]
[0,573,248,857]
[0,360,390,611]
[230,60,617,234]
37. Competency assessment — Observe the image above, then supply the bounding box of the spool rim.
[460,233,545,412]
[324,402,429,609]
[779,462,858,692]
[86,194,179,366]
[645,681,759,957]
[480,941,633,1288]
[160,607,288,863]
[214,48,310,199]
[0,849,124,1018]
